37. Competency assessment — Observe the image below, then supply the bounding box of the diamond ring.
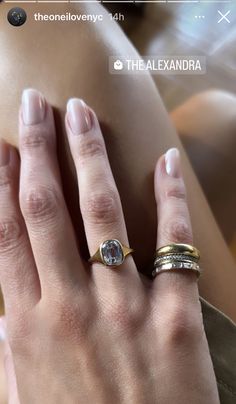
[88,239,134,268]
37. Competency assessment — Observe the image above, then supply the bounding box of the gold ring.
[88,239,134,268]
[155,243,200,260]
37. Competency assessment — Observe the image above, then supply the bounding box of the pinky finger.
[0,141,40,314]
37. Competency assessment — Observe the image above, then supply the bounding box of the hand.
[0,89,219,404]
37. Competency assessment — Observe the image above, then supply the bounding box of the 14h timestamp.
[109,13,125,22]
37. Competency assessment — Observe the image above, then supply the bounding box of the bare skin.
[0,3,235,321]
[0,90,234,403]
[0,3,235,402]
[0,90,220,403]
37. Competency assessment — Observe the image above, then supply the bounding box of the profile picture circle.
[7,7,27,27]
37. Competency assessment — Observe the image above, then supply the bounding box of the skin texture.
[0,90,220,403]
[0,93,233,404]
[0,3,236,309]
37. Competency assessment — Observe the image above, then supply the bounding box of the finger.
[19,89,87,293]
[152,148,200,305]
[0,317,20,404]
[65,99,141,294]
[0,141,40,313]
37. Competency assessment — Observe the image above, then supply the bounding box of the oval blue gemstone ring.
[88,239,134,268]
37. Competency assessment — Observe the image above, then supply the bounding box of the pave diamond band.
[88,239,134,268]
[152,261,201,278]
[154,253,199,267]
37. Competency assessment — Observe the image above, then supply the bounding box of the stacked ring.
[152,243,201,279]
[155,243,200,260]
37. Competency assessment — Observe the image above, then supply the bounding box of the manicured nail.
[67,99,92,135]
[165,148,181,178]
[0,319,6,341]
[22,89,45,125]
[0,139,10,167]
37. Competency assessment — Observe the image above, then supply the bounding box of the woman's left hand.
[0,89,219,403]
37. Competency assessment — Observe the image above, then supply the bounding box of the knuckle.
[104,299,143,336]
[0,218,23,253]
[165,181,186,201]
[164,219,192,244]
[20,186,61,224]
[77,136,105,163]
[82,189,120,225]
[21,127,50,151]
[0,166,14,190]
[160,298,203,347]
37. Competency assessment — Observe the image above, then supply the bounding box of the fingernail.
[67,99,92,135]
[165,148,181,178]
[0,319,6,341]
[0,139,10,167]
[22,89,45,125]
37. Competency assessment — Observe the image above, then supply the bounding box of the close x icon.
[217,10,231,24]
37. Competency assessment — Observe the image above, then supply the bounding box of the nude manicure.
[165,148,181,178]
[67,98,92,135]
[22,89,45,125]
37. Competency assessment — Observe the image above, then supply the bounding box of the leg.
[0,3,235,322]
[171,90,236,246]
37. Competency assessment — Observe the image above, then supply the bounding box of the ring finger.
[152,148,201,307]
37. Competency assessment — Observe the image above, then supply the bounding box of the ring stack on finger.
[152,243,201,279]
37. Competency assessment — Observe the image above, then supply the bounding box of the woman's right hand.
[0,90,220,403]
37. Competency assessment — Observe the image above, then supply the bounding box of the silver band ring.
[152,261,201,278]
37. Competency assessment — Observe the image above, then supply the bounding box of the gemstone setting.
[100,239,124,267]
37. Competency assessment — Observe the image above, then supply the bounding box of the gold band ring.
[155,243,200,260]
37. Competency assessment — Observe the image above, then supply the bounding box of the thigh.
[171,90,236,245]
[0,3,235,321]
